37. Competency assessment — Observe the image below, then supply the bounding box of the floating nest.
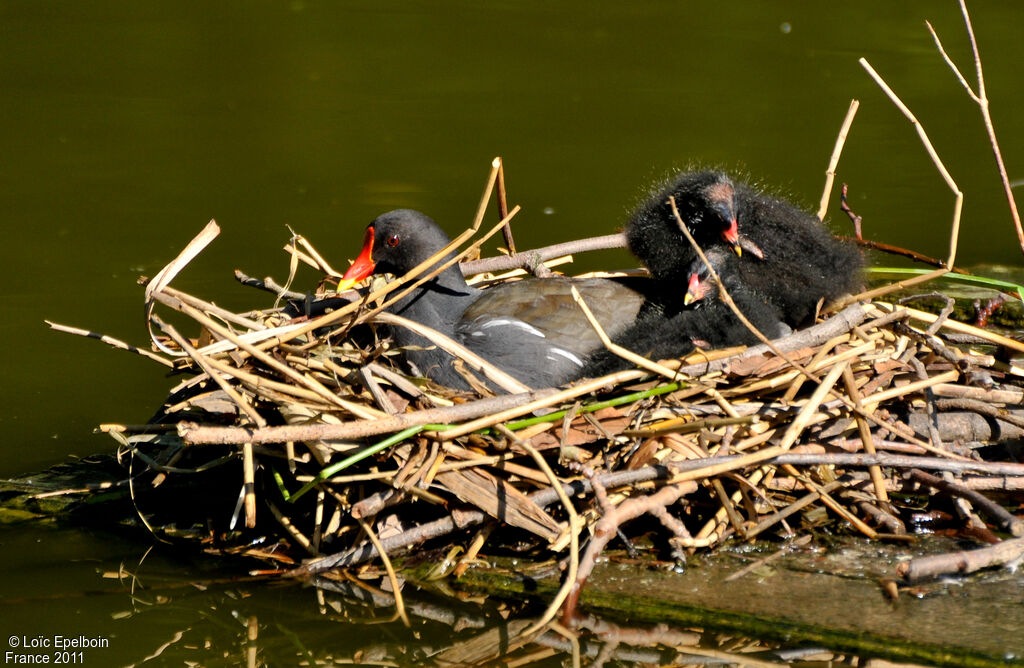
[47,171,1024,614]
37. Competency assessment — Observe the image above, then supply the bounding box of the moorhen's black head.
[340,209,457,287]
[627,170,742,282]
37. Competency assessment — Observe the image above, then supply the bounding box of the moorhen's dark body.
[580,247,788,377]
[624,170,863,329]
[339,209,653,390]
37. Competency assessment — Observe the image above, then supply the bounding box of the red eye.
[386,234,400,247]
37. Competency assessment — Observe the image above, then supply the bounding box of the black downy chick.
[624,169,862,328]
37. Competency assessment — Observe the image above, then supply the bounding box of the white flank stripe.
[479,318,546,338]
[547,347,584,367]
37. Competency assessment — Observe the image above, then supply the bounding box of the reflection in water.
[108,567,877,667]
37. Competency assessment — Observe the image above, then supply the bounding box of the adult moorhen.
[579,246,788,377]
[338,209,653,391]
[625,169,863,328]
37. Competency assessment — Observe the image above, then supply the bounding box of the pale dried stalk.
[927,1,1022,253]
[569,285,678,379]
[355,516,410,627]
[841,58,963,307]
[144,219,221,356]
[372,312,530,394]
[44,320,174,368]
[495,157,515,254]
[516,436,579,634]
[842,365,889,504]
[818,98,861,221]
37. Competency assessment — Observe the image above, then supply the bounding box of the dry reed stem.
[839,58,963,308]
[841,364,888,504]
[355,516,410,627]
[818,98,860,221]
[267,498,314,554]
[515,436,579,634]
[927,2,1022,253]
[569,285,679,379]
[144,219,221,356]
[372,312,529,393]
[495,157,515,254]
[859,369,961,409]
[44,320,175,368]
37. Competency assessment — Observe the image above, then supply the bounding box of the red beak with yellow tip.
[684,271,706,306]
[722,218,742,257]
[336,226,377,291]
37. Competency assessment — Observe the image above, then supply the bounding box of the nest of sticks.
[48,155,1024,619]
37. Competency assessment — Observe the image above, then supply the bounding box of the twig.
[841,365,888,504]
[896,535,1024,582]
[838,58,963,307]
[494,157,515,254]
[45,320,174,368]
[355,516,411,627]
[926,2,1022,253]
[837,185,969,273]
[570,286,680,379]
[563,481,697,622]
[179,387,558,445]
[512,433,579,634]
[461,233,628,276]
[374,312,531,394]
[818,99,860,221]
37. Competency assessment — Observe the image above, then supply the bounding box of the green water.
[2,2,1023,664]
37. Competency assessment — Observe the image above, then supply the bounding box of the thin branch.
[818,99,860,221]
[926,2,1023,254]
